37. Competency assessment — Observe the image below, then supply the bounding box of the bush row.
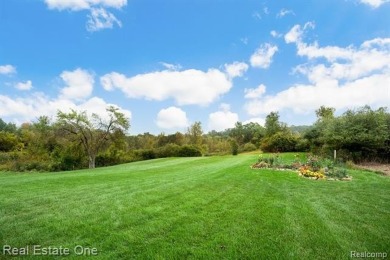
[0,145,203,172]
[135,144,202,160]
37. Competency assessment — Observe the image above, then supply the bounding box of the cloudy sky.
[1,0,390,134]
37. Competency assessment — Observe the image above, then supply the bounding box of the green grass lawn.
[0,154,389,259]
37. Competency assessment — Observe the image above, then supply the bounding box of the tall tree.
[315,106,335,122]
[56,106,130,169]
[187,122,203,148]
[230,122,244,145]
[265,112,284,137]
[0,118,17,133]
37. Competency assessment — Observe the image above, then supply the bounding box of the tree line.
[0,105,389,172]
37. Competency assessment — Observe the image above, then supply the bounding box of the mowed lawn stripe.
[0,155,389,259]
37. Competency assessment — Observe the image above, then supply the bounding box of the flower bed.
[252,154,352,181]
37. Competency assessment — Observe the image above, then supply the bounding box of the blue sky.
[1,0,390,134]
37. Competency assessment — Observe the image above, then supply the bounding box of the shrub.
[230,140,238,155]
[156,144,181,158]
[177,145,202,157]
[295,138,310,152]
[138,149,157,160]
[96,153,121,167]
[134,145,202,161]
[242,142,257,152]
[260,132,298,152]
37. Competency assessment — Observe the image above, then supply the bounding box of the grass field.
[0,154,389,259]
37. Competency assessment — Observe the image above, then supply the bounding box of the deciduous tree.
[56,106,130,169]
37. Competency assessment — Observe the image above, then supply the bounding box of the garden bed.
[251,154,352,181]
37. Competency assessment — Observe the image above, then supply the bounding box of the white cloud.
[362,37,390,48]
[0,94,131,125]
[246,31,390,117]
[245,74,390,116]
[295,42,353,62]
[160,62,182,71]
[156,106,189,129]
[100,68,232,106]
[293,39,390,82]
[250,43,278,69]
[15,80,33,91]
[0,67,130,125]
[44,0,126,32]
[0,65,16,75]
[60,68,94,100]
[208,104,239,131]
[277,8,295,18]
[284,25,301,44]
[86,7,122,32]
[284,22,315,44]
[359,0,390,8]
[224,62,249,79]
[78,96,131,121]
[270,30,282,38]
[244,84,266,99]
[44,0,127,11]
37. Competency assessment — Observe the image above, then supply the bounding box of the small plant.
[327,167,348,179]
[307,155,322,172]
[321,158,335,169]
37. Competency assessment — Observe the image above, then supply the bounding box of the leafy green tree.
[0,131,19,152]
[0,118,17,133]
[323,106,388,161]
[156,132,185,147]
[304,106,336,153]
[56,106,130,169]
[243,122,265,147]
[187,122,203,149]
[315,106,335,121]
[137,133,157,150]
[230,122,244,145]
[228,122,265,149]
[264,112,285,137]
[306,105,390,162]
[30,116,57,155]
[203,135,230,155]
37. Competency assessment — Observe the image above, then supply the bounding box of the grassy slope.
[0,154,389,259]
